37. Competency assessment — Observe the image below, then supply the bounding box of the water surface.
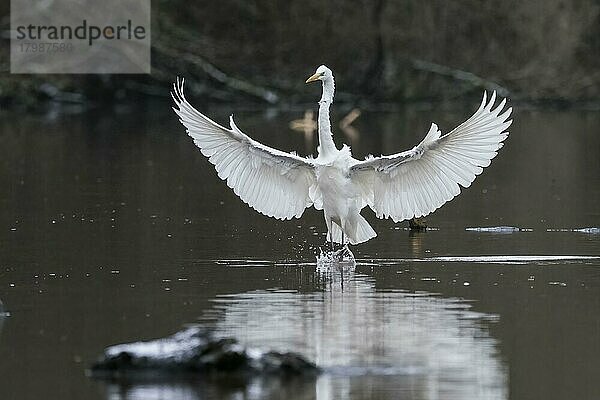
[0,102,599,399]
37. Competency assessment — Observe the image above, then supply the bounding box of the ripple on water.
[0,300,9,318]
[365,255,600,265]
[466,226,532,233]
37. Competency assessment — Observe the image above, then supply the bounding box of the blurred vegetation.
[1,0,599,109]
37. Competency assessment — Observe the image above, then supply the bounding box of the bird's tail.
[329,222,344,244]
[329,214,377,245]
[348,213,377,244]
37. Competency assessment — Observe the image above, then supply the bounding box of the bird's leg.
[325,215,334,254]
[329,219,335,253]
[337,231,345,260]
[327,217,333,252]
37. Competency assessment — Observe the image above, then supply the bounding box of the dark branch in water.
[154,44,279,104]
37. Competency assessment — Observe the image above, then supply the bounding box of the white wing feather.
[172,78,316,220]
[350,91,512,222]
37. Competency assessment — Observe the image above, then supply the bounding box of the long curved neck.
[317,77,337,157]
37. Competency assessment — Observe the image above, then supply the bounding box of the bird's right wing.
[172,78,317,220]
[350,91,512,222]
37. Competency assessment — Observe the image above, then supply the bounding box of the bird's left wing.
[349,91,512,222]
[172,78,316,220]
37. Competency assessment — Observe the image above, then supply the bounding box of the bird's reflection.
[101,266,507,400]
[289,110,317,152]
[338,108,361,142]
[289,108,362,153]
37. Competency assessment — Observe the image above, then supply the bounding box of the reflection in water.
[0,299,6,339]
[204,268,506,400]
[289,108,362,152]
[409,230,426,257]
[103,376,317,400]
[99,267,507,400]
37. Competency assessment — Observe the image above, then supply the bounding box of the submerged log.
[409,217,428,231]
[89,326,319,380]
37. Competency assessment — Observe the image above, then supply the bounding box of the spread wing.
[350,91,512,222]
[172,78,316,220]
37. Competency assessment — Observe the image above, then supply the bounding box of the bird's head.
[306,65,333,84]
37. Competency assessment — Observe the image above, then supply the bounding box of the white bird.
[172,65,512,246]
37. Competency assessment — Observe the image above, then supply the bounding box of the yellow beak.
[305,72,322,83]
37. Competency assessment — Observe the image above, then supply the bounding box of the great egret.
[172,65,512,246]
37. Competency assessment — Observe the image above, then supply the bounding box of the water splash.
[316,245,356,272]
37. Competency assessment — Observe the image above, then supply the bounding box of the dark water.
[0,101,599,400]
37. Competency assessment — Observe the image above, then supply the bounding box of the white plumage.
[172,65,512,246]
